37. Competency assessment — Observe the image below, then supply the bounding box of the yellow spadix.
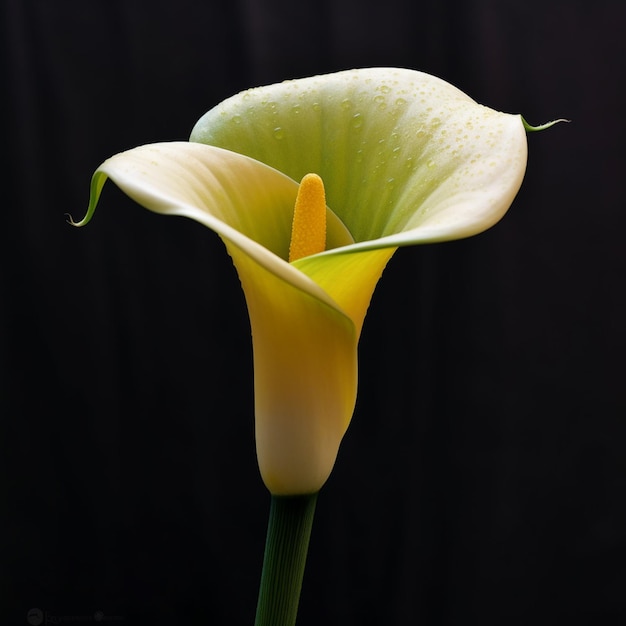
[289,174,327,263]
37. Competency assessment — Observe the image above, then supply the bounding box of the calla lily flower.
[72,68,528,495]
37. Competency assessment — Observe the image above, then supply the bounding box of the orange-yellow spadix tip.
[288,173,327,262]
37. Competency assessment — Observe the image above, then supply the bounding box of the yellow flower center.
[288,173,327,262]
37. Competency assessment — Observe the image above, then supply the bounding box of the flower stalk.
[255,493,318,626]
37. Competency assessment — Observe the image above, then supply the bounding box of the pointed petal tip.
[68,168,113,228]
[522,116,571,132]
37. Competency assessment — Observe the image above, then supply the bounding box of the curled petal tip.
[68,169,108,227]
[65,212,85,226]
[522,116,571,132]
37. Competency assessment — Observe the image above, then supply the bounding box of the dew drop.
[374,95,386,109]
[273,127,284,140]
[352,113,363,128]
[231,115,242,125]
[341,98,352,110]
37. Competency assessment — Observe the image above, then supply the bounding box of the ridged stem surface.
[254,493,318,626]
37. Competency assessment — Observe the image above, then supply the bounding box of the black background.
[2,1,625,624]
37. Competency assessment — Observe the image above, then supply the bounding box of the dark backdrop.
[2,1,625,624]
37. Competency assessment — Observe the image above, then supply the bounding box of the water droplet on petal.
[352,113,363,129]
[273,127,284,140]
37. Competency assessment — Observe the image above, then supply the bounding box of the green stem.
[254,493,318,626]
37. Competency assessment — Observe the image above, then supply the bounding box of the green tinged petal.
[191,67,527,247]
